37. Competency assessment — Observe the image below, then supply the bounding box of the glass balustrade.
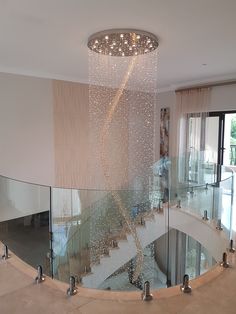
[0,175,51,275]
[0,156,234,291]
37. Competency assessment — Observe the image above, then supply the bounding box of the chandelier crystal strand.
[99,56,144,282]
[88,29,158,285]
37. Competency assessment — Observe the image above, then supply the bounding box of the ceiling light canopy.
[87,29,158,57]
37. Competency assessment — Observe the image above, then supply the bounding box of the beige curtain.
[171,87,211,184]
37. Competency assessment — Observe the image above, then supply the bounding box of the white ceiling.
[0,0,236,90]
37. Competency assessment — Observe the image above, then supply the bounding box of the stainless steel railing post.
[2,244,9,260]
[67,276,77,296]
[220,252,229,268]
[158,199,163,213]
[229,239,235,253]
[176,199,181,208]
[180,274,192,293]
[216,219,223,230]
[35,265,45,283]
[202,210,209,221]
[141,281,153,301]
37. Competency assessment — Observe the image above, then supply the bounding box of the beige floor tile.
[0,261,32,297]
[0,282,91,314]
[75,299,172,314]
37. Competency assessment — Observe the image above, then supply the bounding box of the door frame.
[209,110,236,182]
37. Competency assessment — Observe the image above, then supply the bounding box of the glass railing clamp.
[220,252,229,268]
[1,244,9,260]
[35,265,45,283]
[67,276,77,296]
[229,240,235,253]
[141,281,153,301]
[180,274,192,293]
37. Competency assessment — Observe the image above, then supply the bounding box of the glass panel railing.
[169,161,233,223]
[51,188,168,290]
[173,184,214,218]
[51,167,233,290]
[0,175,51,275]
[169,155,218,187]
[0,156,234,291]
[0,175,50,221]
[167,164,234,286]
[213,168,234,239]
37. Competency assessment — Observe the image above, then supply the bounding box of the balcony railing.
[0,155,234,292]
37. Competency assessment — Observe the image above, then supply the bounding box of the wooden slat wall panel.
[53,80,89,189]
[53,80,155,192]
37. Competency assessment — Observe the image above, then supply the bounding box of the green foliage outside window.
[231,117,236,143]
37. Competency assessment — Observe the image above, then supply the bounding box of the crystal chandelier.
[87,29,158,57]
[87,29,158,287]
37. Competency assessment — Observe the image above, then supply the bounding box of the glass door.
[204,112,236,181]
[223,113,236,168]
[187,111,236,183]
[204,115,220,183]
[187,114,220,184]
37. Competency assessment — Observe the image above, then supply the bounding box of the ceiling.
[0,0,236,91]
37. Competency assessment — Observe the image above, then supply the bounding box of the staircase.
[56,203,229,289]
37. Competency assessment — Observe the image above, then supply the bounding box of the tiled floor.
[1,244,236,313]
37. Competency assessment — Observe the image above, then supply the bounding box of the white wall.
[0,73,54,186]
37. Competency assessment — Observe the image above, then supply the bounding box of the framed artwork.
[160,108,170,158]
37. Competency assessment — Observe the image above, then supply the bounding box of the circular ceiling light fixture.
[87,29,158,57]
